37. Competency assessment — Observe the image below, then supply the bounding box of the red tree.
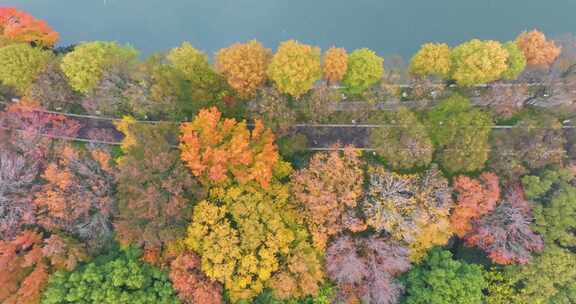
[169,253,223,304]
[450,172,500,236]
[0,7,59,47]
[0,230,86,304]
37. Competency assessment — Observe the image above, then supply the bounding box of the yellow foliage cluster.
[409,43,451,78]
[215,40,271,99]
[516,30,561,66]
[267,40,321,98]
[179,107,279,188]
[184,178,323,302]
[450,39,509,86]
[322,47,348,83]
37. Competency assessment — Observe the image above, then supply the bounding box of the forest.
[1,6,576,304]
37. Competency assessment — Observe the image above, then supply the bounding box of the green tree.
[450,39,508,85]
[167,42,228,106]
[267,40,321,98]
[0,43,53,93]
[501,41,527,80]
[41,248,180,304]
[368,107,433,170]
[409,43,451,78]
[489,111,566,179]
[506,245,576,304]
[402,248,486,304]
[426,94,492,173]
[521,168,576,248]
[484,268,522,304]
[341,48,384,95]
[60,41,138,94]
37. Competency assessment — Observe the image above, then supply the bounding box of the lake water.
[7,0,576,60]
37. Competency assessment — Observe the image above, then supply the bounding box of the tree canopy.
[341,48,384,95]
[267,40,321,98]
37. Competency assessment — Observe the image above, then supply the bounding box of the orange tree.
[0,7,59,47]
[322,47,348,83]
[33,144,115,253]
[267,40,321,98]
[290,146,366,250]
[179,107,279,188]
[516,30,561,67]
[215,40,271,99]
[450,172,500,237]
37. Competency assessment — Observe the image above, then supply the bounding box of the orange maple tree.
[0,7,59,47]
[215,40,271,99]
[180,107,279,188]
[516,30,561,66]
[450,172,501,237]
[323,47,348,83]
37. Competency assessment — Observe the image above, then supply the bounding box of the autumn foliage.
[114,118,199,252]
[291,146,366,250]
[0,147,39,240]
[409,42,452,78]
[179,107,279,188]
[516,30,561,66]
[0,7,59,47]
[465,202,544,265]
[326,235,411,304]
[267,40,321,98]
[215,40,271,99]
[450,39,509,85]
[0,230,87,304]
[363,165,454,260]
[322,47,348,83]
[169,253,223,304]
[34,145,115,252]
[184,176,323,302]
[450,172,501,237]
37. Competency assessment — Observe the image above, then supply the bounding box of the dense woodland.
[2,6,576,304]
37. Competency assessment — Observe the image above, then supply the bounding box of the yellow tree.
[516,30,561,67]
[322,47,348,83]
[184,172,324,302]
[267,40,321,98]
[409,43,451,78]
[215,40,271,99]
[450,39,508,86]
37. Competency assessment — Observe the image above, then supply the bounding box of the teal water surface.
[6,0,576,59]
